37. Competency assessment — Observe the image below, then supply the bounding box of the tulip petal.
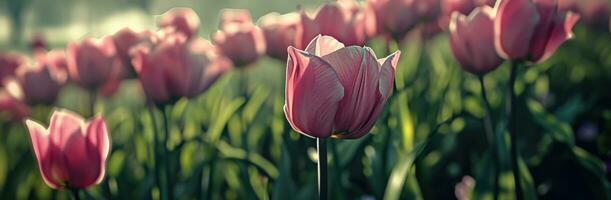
[25,120,62,189]
[131,45,171,103]
[305,35,346,56]
[322,46,380,135]
[86,117,110,185]
[534,12,580,63]
[49,110,86,150]
[285,47,344,138]
[495,0,540,60]
[378,51,400,99]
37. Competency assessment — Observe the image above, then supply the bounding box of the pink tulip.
[132,31,231,105]
[449,6,503,75]
[0,52,27,86]
[558,0,578,11]
[494,0,581,63]
[112,27,155,78]
[213,9,266,66]
[30,33,48,56]
[25,109,110,189]
[284,35,400,139]
[66,36,122,94]
[577,0,610,30]
[13,54,67,105]
[157,7,200,40]
[312,0,375,46]
[367,0,419,40]
[439,0,496,30]
[259,12,301,60]
[0,90,30,122]
[415,0,442,22]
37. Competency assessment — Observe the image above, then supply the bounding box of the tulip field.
[1,0,611,199]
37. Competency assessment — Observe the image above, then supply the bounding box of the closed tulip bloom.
[368,0,419,40]
[439,0,496,29]
[25,110,110,189]
[67,37,122,94]
[113,27,155,78]
[13,58,67,105]
[259,12,301,60]
[213,9,266,66]
[284,35,400,139]
[495,0,581,63]
[415,0,442,21]
[313,0,375,46]
[157,7,200,40]
[449,6,503,75]
[0,52,27,86]
[577,0,610,30]
[0,90,30,122]
[132,32,231,105]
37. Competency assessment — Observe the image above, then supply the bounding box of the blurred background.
[1,0,611,199]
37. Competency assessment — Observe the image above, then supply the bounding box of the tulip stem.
[508,62,522,200]
[478,75,499,200]
[88,90,96,117]
[69,188,80,200]
[161,105,173,199]
[148,106,167,200]
[317,138,328,200]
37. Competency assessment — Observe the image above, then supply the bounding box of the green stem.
[161,105,173,199]
[478,75,499,200]
[331,140,342,199]
[89,90,96,117]
[69,188,80,200]
[508,62,522,200]
[148,106,167,200]
[317,138,328,200]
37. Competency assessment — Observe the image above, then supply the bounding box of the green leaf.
[526,99,575,145]
[518,157,538,200]
[208,97,245,142]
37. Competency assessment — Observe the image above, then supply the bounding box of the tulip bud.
[494,0,581,63]
[157,7,200,40]
[367,0,419,41]
[577,0,610,30]
[213,9,266,67]
[25,109,110,189]
[259,12,301,60]
[284,35,400,139]
[0,89,30,122]
[313,0,375,46]
[112,27,155,78]
[0,52,27,86]
[132,31,231,105]
[449,6,503,75]
[12,53,67,105]
[66,36,122,95]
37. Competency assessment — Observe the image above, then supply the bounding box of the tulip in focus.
[0,52,27,86]
[494,0,581,63]
[12,54,67,105]
[284,35,400,139]
[259,12,302,60]
[25,109,110,189]
[132,31,231,105]
[449,6,503,75]
[213,9,266,66]
[157,7,200,40]
[67,36,122,95]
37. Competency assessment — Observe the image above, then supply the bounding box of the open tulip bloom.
[284,35,399,199]
[24,109,110,190]
[284,35,400,139]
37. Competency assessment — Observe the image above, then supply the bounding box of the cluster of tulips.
[0,0,609,199]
